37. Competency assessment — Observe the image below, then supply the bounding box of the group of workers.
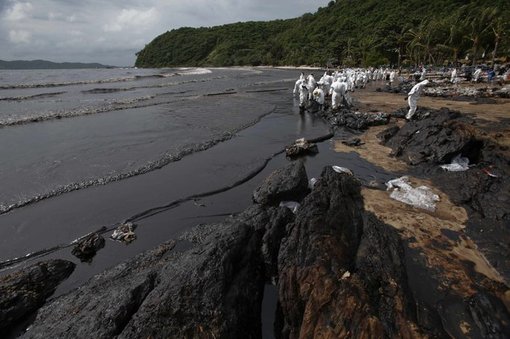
[293,67,429,120]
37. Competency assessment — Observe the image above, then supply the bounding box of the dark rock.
[21,204,292,339]
[0,260,75,332]
[341,137,365,147]
[285,138,318,158]
[276,166,423,338]
[376,125,400,142]
[253,161,309,206]
[392,107,434,120]
[321,109,390,130]
[71,232,105,262]
[377,82,414,95]
[384,108,477,165]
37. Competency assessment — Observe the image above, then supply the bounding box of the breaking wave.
[0,106,277,215]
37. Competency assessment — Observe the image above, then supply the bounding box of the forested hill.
[135,0,510,68]
[0,59,111,69]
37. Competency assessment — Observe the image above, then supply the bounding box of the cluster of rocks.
[320,108,390,130]
[2,155,508,338]
[424,85,510,99]
[380,107,510,280]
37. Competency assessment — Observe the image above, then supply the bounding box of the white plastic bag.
[440,154,469,172]
[385,176,440,212]
[309,177,318,189]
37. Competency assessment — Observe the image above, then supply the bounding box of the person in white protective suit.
[450,68,458,83]
[319,71,333,96]
[406,79,429,120]
[298,83,309,109]
[293,74,305,96]
[329,80,347,109]
[420,67,427,81]
[312,87,325,111]
[389,70,396,86]
[307,74,317,100]
[473,68,482,82]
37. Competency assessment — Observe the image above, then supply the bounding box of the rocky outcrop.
[277,167,423,338]
[0,260,75,332]
[9,158,510,338]
[384,108,480,165]
[320,109,390,130]
[253,161,309,206]
[20,163,304,339]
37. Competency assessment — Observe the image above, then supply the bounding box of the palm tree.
[464,6,498,66]
[490,16,508,66]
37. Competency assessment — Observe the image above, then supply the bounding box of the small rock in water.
[285,138,318,158]
[72,232,105,262]
[341,137,365,147]
[111,222,137,243]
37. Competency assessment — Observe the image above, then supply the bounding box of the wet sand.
[335,84,510,314]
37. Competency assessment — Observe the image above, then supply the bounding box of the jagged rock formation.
[0,260,75,332]
[4,142,508,338]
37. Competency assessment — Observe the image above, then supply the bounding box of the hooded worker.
[307,74,317,100]
[420,67,427,81]
[473,68,482,82]
[312,86,325,111]
[293,74,305,96]
[298,83,309,109]
[406,79,429,120]
[329,79,347,109]
[450,68,458,83]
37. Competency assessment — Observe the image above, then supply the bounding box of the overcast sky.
[0,0,331,66]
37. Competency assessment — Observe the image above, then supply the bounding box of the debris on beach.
[332,165,353,176]
[341,137,365,147]
[111,222,137,243]
[440,154,470,172]
[71,232,105,262]
[279,201,300,214]
[385,176,440,212]
[308,177,318,189]
[285,138,318,158]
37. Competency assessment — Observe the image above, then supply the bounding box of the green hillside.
[135,0,510,68]
[0,59,111,69]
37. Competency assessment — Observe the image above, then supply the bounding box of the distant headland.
[0,59,114,70]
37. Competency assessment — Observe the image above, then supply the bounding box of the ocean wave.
[0,69,215,89]
[0,106,276,215]
[0,91,66,101]
[0,95,156,127]
[175,68,212,76]
[0,76,138,90]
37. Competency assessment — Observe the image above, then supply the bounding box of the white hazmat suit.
[298,84,309,108]
[406,79,429,120]
[312,87,325,111]
[330,80,347,109]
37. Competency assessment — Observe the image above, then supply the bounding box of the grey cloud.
[0,0,330,66]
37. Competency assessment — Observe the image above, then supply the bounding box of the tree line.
[135,0,510,68]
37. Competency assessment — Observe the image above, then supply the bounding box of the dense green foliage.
[135,0,510,68]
